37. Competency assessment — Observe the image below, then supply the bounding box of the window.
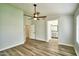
[51,25,58,31]
[51,20,58,32]
[76,15,79,43]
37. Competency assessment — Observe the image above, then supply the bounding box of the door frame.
[46,19,59,42]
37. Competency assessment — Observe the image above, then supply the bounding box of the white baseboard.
[59,43,74,47]
[36,39,46,42]
[74,42,79,56]
[31,38,47,42]
[74,48,79,56]
[45,39,50,42]
[0,41,24,51]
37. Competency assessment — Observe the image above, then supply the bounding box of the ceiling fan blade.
[24,14,33,17]
[35,16,47,18]
[28,17,33,20]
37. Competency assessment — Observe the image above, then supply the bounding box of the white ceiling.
[10,3,78,16]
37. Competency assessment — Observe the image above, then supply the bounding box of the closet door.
[35,20,46,41]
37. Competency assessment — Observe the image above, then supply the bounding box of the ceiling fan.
[24,4,47,44]
[24,4,47,20]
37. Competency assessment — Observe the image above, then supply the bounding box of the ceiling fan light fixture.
[35,14,38,17]
[24,4,47,20]
[34,18,37,20]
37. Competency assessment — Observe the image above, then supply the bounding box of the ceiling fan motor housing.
[34,4,37,6]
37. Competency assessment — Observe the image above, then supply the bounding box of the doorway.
[47,19,58,42]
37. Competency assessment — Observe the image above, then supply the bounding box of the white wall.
[74,7,79,55]
[0,4,24,51]
[35,20,46,41]
[59,15,74,46]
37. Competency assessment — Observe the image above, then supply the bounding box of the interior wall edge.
[0,41,24,51]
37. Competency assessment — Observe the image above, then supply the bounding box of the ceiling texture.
[10,3,78,16]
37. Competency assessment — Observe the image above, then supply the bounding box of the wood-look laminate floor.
[0,39,76,56]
